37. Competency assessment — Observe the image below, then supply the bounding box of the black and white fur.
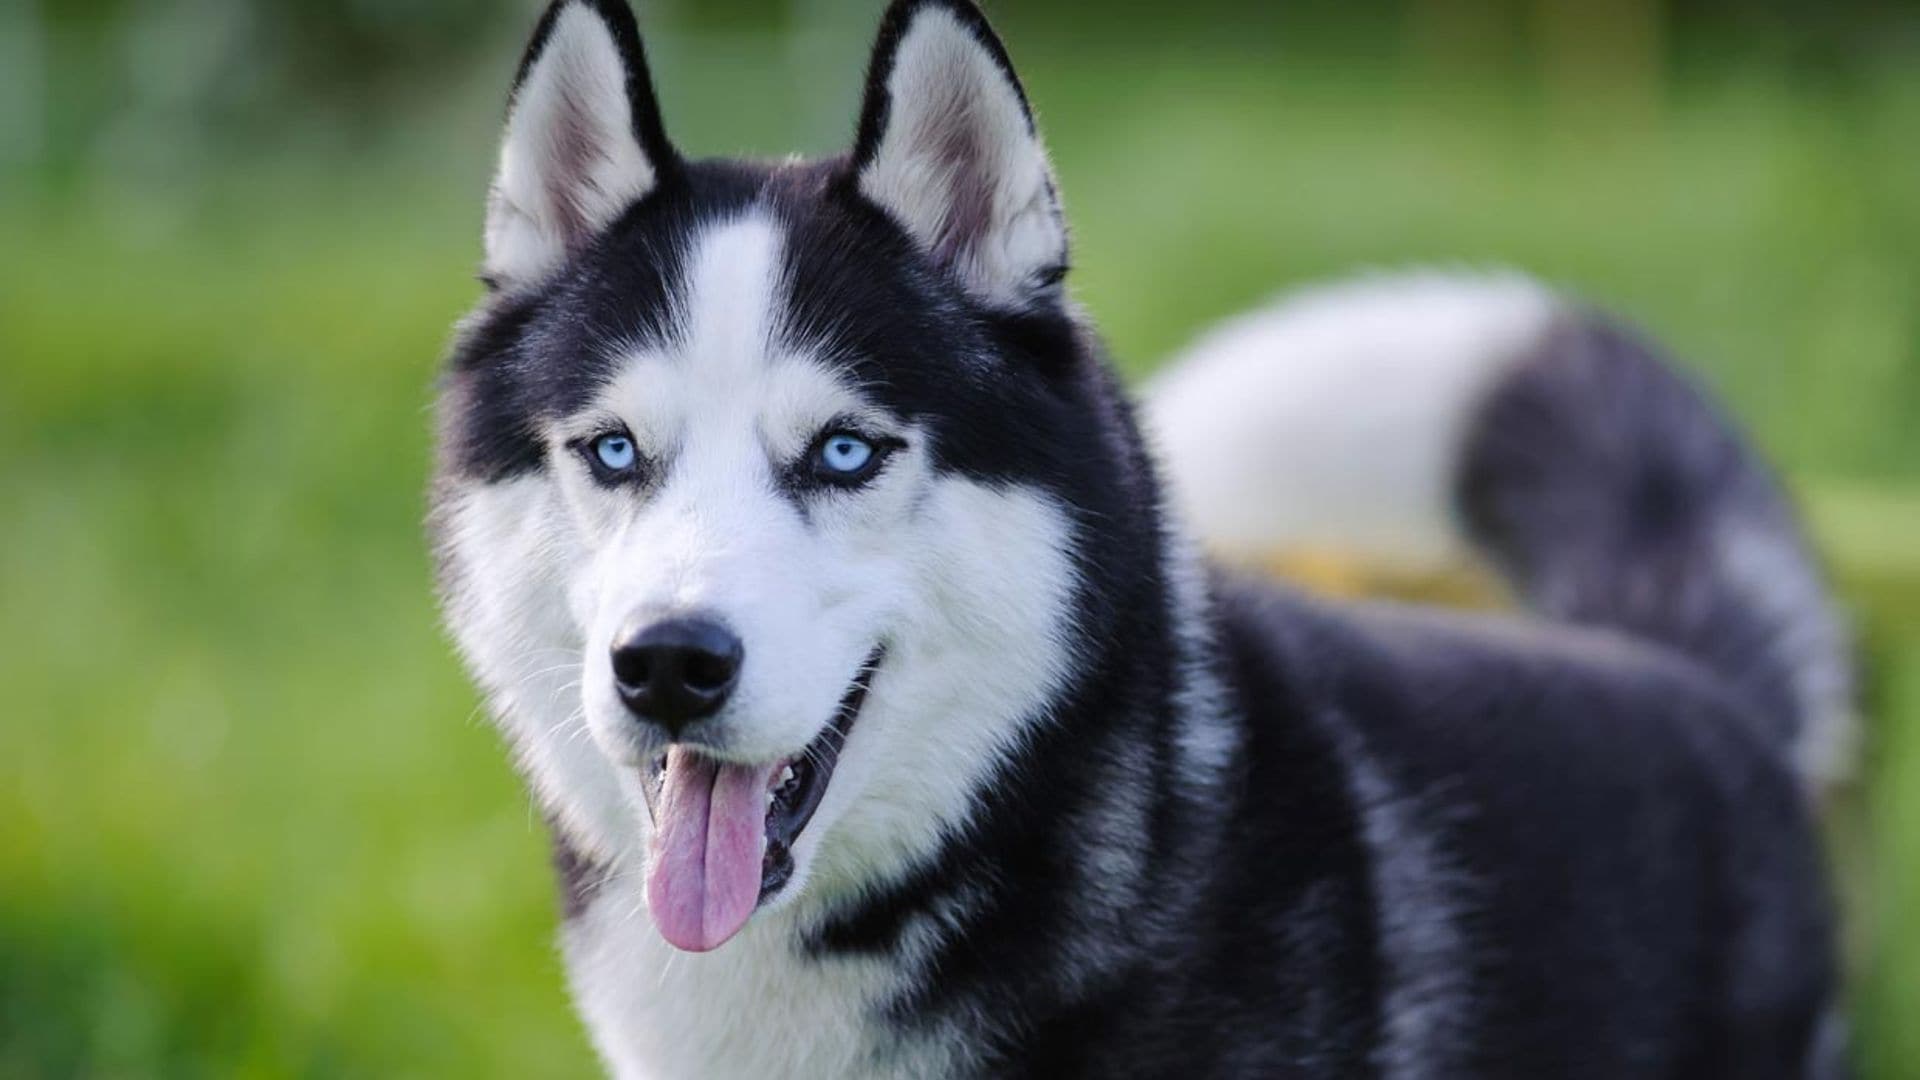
[432,2,1850,1075]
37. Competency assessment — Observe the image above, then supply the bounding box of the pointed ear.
[851,0,1069,311]
[484,0,678,289]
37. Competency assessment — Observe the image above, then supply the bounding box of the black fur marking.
[548,820,609,921]
[441,163,765,483]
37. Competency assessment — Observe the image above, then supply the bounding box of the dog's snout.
[611,613,744,736]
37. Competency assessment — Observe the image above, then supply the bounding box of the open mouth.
[640,646,883,952]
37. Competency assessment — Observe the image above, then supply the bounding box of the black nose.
[611,614,743,736]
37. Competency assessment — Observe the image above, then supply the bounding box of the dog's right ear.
[483,0,678,290]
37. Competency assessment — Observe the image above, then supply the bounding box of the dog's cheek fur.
[797,475,1081,897]
[434,474,636,863]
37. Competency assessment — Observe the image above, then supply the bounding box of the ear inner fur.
[848,0,1070,311]
[484,0,680,288]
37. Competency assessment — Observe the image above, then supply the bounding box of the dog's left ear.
[484,0,678,289]
[850,0,1068,311]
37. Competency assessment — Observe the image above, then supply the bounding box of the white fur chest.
[563,889,958,1080]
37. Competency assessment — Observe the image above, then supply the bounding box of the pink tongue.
[647,747,779,952]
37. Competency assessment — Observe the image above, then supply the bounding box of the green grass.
[0,204,596,1076]
[2,33,1916,1076]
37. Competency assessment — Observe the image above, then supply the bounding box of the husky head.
[435,0,1152,953]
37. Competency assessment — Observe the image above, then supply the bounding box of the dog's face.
[434,0,1111,952]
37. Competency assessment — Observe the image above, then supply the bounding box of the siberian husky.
[431,1,1851,1075]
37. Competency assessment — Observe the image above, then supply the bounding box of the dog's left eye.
[811,432,885,484]
[580,431,642,482]
[594,434,637,471]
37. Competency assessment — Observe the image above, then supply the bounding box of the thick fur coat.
[431,2,1849,1075]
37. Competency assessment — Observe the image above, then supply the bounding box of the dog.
[430,1,1851,1075]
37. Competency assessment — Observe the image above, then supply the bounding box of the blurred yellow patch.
[1245,546,1511,611]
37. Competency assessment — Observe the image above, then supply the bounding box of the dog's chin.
[633,646,884,953]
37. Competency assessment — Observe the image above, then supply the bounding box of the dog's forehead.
[628,166,969,364]
[557,171,966,425]
[653,210,809,388]
[574,209,881,444]
[442,163,1014,484]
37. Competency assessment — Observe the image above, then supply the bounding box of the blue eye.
[815,432,877,479]
[591,433,637,473]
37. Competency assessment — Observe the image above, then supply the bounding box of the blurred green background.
[1,0,1915,1075]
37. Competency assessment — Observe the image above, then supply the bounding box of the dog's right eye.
[594,434,636,471]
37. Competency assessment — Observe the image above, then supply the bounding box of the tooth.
[778,764,795,789]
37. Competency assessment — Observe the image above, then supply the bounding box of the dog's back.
[1148,276,1849,1077]
[1150,275,1851,788]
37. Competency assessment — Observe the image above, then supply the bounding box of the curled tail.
[1145,273,1854,791]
